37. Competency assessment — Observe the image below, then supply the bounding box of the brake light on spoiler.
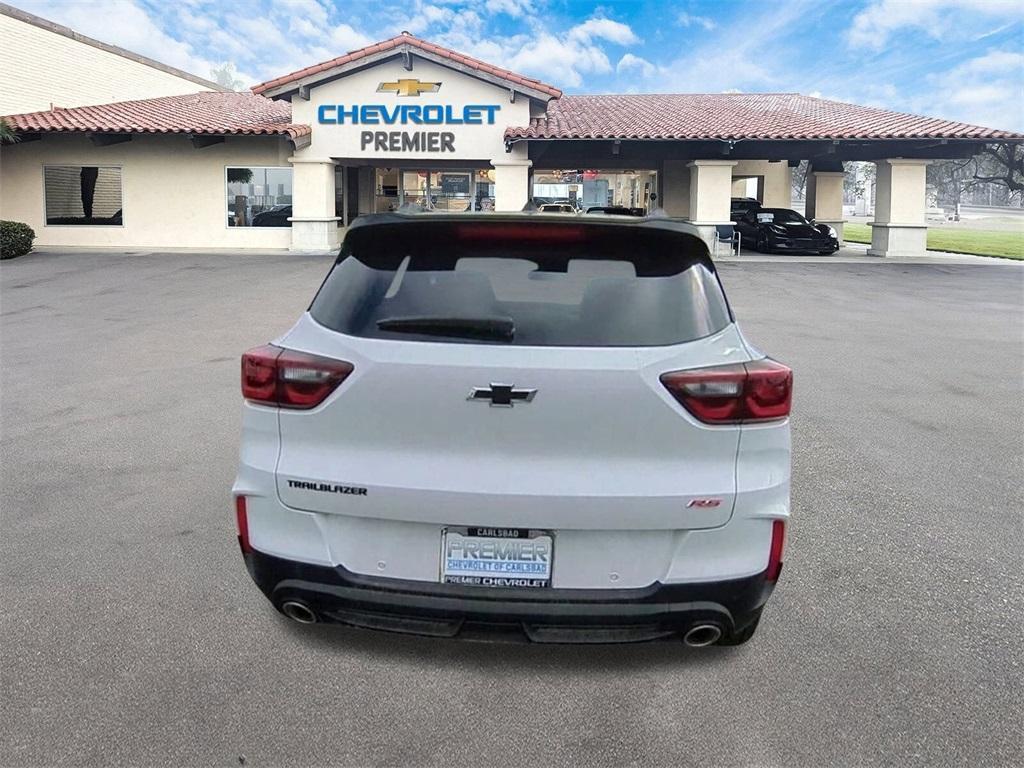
[241,344,353,409]
[660,359,792,424]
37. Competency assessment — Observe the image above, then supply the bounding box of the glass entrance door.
[374,168,493,212]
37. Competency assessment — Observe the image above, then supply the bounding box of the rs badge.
[687,499,722,508]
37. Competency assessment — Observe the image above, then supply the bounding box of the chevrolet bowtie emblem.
[467,384,537,407]
[377,78,441,97]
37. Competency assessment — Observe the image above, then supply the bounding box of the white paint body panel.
[233,310,791,590]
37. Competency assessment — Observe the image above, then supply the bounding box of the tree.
[791,161,808,199]
[844,161,874,202]
[211,62,244,91]
[0,117,19,144]
[227,168,253,184]
[970,143,1023,194]
[928,142,1024,210]
[927,158,973,212]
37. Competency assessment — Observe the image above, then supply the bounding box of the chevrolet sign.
[317,103,501,125]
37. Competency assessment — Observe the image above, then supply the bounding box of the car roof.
[345,211,707,241]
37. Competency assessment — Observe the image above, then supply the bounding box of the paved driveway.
[2,250,1022,767]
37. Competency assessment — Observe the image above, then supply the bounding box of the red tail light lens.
[660,359,792,424]
[241,344,353,409]
[766,519,786,581]
[235,495,252,554]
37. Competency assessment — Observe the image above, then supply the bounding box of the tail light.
[235,495,252,554]
[766,519,785,581]
[660,359,792,424]
[241,344,353,409]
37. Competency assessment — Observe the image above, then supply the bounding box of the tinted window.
[756,209,808,225]
[226,167,292,227]
[44,166,122,225]
[310,220,731,347]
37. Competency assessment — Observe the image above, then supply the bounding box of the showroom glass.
[373,169,491,213]
[226,167,293,227]
[44,166,123,226]
[310,220,731,347]
[532,168,657,213]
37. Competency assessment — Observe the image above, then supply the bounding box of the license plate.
[441,528,553,588]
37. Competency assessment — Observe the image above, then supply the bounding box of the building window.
[44,166,123,225]
[226,167,293,227]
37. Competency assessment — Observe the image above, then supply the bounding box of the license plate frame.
[440,527,554,588]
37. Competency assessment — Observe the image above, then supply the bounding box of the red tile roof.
[505,93,1024,141]
[251,32,562,99]
[1,92,311,141]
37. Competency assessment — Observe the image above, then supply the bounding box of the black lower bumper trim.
[244,549,776,643]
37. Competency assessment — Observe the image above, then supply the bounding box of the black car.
[734,208,840,254]
[730,197,761,219]
[252,204,293,227]
[585,206,643,216]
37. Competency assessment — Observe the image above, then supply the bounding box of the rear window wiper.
[375,316,515,341]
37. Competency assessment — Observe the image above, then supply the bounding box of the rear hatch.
[275,217,749,532]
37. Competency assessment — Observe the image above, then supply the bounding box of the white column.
[688,160,737,246]
[491,146,532,212]
[868,159,929,258]
[761,163,792,209]
[288,156,340,252]
[661,159,690,217]
[806,171,846,243]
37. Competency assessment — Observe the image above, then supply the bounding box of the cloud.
[616,53,656,79]
[677,11,716,31]
[568,17,640,46]
[848,0,1024,49]
[485,0,533,17]
[427,12,641,88]
[22,0,232,83]
[917,49,1024,130]
[654,0,822,93]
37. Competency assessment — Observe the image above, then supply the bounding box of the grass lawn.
[843,222,1024,260]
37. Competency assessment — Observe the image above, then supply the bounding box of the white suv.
[233,213,791,646]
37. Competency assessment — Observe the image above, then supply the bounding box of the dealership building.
[1,7,1021,257]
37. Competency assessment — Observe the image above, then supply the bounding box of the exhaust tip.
[281,600,318,624]
[683,623,722,647]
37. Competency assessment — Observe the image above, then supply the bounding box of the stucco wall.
[0,12,216,116]
[731,160,792,208]
[0,133,293,248]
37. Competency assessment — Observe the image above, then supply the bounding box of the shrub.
[1,220,35,260]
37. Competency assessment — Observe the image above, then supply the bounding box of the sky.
[16,0,1024,130]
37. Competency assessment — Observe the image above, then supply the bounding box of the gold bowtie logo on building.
[377,78,441,97]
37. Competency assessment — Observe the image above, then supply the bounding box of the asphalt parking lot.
[2,249,1022,767]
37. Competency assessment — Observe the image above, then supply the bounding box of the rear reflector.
[235,495,252,554]
[766,519,785,582]
[660,359,792,424]
[241,344,353,409]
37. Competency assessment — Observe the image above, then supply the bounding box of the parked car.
[734,207,840,254]
[730,197,761,219]
[585,205,641,216]
[539,203,577,213]
[234,213,791,646]
[252,204,293,227]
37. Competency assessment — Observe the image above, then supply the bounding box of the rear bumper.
[243,548,777,643]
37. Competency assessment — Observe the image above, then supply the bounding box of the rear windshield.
[309,220,732,347]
